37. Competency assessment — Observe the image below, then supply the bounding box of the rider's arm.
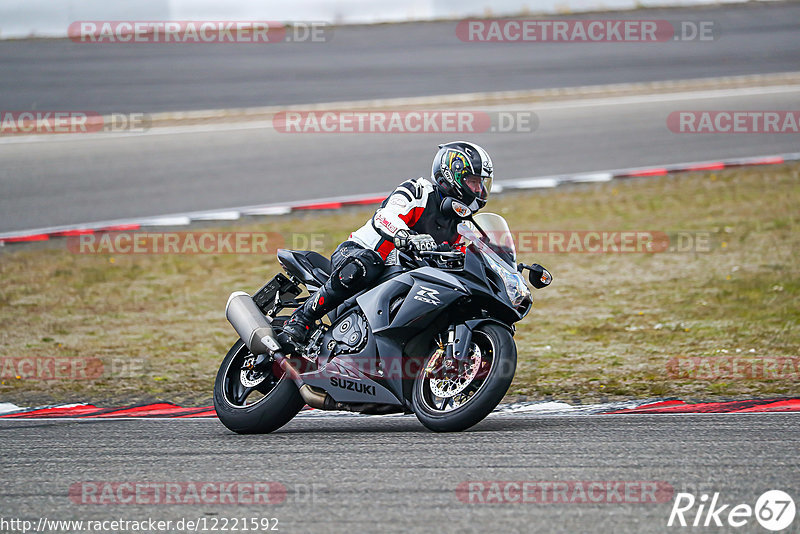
[370,180,426,241]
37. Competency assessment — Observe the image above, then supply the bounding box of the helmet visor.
[462,174,492,201]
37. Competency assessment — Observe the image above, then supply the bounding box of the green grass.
[0,164,798,406]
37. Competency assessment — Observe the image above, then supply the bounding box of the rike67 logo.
[668,490,796,531]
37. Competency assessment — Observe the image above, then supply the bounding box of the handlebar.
[418,250,463,260]
[397,247,465,270]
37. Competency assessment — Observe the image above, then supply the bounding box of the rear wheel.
[412,323,516,432]
[213,337,304,434]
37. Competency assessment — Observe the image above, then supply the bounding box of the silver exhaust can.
[225,291,281,355]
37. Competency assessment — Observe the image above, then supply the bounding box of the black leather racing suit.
[285,177,461,338]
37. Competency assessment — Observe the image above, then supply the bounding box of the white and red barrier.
[1,151,798,246]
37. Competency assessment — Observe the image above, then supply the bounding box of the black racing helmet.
[431,141,494,210]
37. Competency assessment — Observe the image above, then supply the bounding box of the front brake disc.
[429,344,482,398]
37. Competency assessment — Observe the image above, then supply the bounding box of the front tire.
[213,339,305,434]
[412,323,516,432]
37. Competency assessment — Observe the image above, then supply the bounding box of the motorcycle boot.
[282,244,384,345]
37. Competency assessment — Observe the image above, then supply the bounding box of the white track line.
[0,83,798,145]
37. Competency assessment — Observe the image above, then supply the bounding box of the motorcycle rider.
[282,141,494,345]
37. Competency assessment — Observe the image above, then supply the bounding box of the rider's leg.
[283,244,384,344]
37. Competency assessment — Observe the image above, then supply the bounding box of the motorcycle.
[213,212,551,433]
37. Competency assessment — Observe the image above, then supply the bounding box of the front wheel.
[412,323,516,432]
[213,338,305,434]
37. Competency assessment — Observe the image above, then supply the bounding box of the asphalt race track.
[2,6,799,533]
[1,3,800,233]
[1,87,799,233]
[0,413,798,533]
[0,4,798,113]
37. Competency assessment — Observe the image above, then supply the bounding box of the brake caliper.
[424,343,446,377]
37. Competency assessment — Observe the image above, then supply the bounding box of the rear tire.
[412,323,516,432]
[213,339,305,434]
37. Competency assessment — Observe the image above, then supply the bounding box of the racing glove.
[394,230,437,252]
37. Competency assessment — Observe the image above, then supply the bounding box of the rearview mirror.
[440,196,472,219]
[525,263,552,289]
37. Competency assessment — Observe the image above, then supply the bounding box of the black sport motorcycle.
[214,213,551,433]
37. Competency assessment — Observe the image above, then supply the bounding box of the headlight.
[485,254,531,308]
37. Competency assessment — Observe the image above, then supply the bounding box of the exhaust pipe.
[226,292,333,410]
[225,291,281,356]
[298,385,329,410]
[272,351,331,410]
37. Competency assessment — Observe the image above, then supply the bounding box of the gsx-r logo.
[414,286,440,306]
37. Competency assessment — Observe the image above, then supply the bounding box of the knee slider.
[354,249,385,283]
[335,257,367,289]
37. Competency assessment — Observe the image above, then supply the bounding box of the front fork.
[424,323,475,377]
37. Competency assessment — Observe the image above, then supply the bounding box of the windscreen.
[458,213,517,266]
